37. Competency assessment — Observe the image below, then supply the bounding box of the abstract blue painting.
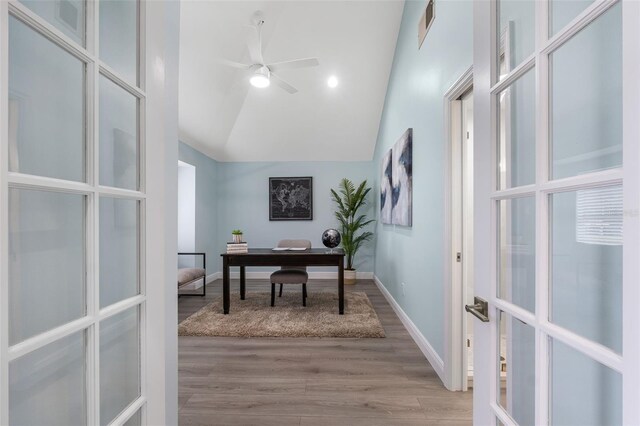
[380,149,393,224]
[391,129,412,226]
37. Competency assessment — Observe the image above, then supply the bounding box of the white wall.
[178,142,219,275]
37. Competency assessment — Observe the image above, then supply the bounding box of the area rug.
[178,291,385,338]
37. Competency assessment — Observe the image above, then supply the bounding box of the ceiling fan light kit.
[250,66,271,88]
[220,11,320,94]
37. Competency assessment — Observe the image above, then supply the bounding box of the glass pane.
[9,189,86,344]
[550,187,622,352]
[99,75,138,190]
[9,331,86,425]
[498,197,536,312]
[100,197,139,308]
[100,0,138,83]
[100,307,141,425]
[550,339,621,425]
[498,311,535,426]
[498,69,535,189]
[123,409,142,426]
[550,0,595,37]
[19,0,85,45]
[550,3,622,179]
[497,0,535,80]
[9,16,85,182]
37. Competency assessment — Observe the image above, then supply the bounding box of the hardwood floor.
[178,279,473,425]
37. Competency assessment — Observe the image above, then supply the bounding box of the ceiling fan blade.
[270,73,298,94]
[244,25,264,65]
[217,58,252,70]
[267,57,319,73]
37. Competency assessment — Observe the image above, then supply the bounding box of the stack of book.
[227,242,248,254]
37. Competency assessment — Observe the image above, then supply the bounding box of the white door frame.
[443,66,473,392]
[0,1,179,424]
[473,0,640,424]
[621,1,640,423]
[144,1,179,424]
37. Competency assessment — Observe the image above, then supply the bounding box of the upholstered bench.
[178,253,206,297]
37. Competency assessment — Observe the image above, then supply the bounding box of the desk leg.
[338,257,344,315]
[223,257,230,314]
[240,266,246,300]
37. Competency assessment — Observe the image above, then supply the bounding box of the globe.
[322,229,341,252]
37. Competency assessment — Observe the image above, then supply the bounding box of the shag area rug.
[178,291,385,338]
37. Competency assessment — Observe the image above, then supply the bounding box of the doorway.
[444,67,473,392]
[460,90,474,390]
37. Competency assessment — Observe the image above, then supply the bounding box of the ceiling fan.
[219,11,319,94]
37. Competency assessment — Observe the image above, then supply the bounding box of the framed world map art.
[269,176,313,221]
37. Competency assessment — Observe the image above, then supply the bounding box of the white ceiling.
[179,1,404,162]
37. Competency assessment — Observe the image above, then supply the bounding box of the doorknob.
[465,296,489,322]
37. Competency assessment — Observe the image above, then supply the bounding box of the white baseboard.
[373,275,446,383]
[206,272,221,283]
[206,271,373,280]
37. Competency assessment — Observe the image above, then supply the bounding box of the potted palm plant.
[330,178,374,285]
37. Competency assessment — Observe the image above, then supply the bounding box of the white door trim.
[0,1,9,422]
[472,0,496,422]
[144,1,179,424]
[443,66,472,391]
[621,0,640,423]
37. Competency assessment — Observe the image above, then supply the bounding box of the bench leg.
[302,283,307,307]
[279,283,283,297]
[271,283,276,306]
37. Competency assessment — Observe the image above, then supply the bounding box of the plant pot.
[232,234,243,243]
[344,269,357,285]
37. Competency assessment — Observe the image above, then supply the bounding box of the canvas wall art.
[391,129,412,226]
[269,177,313,220]
[380,149,393,224]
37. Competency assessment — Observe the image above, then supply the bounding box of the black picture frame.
[269,177,313,221]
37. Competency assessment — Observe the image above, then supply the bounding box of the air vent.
[418,0,435,49]
[57,0,79,31]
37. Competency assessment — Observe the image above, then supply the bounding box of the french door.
[0,1,178,424]
[473,0,640,425]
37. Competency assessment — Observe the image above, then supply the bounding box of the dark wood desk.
[221,248,345,315]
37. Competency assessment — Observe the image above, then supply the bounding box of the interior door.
[472,0,640,425]
[0,0,148,424]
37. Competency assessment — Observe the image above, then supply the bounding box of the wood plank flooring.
[178,279,472,425]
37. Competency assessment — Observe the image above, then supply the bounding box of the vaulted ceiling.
[179,1,404,162]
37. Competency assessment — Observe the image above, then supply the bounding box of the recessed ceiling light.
[327,75,338,88]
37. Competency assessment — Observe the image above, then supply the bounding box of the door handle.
[465,297,489,322]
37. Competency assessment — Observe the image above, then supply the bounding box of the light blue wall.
[216,161,375,273]
[178,143,375,274]
[178,142,219,273]
[372,0,473,358]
